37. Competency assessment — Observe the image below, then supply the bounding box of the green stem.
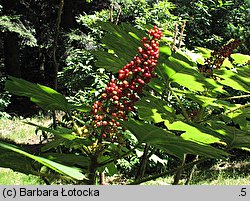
[218,94,250,100]
[172,154,187,185]
[170,85,190,121]
[199,102,250,124]
[98,144,140,168]
[87,154,99,185]
[169,84,192,184]
[135,144,149,180]
[224,102,250,115]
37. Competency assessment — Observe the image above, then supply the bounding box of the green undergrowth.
[142,160,250,185]
[0,117,249,185]
[0,116,51,143]
[0,168,44,185]
[0,116,50,185]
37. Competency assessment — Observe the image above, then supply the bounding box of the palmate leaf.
[226,107,250,131]
[122,119,228,160]
[148,78,165,95]
[4,76,90,112]
[136,95,175,123]
[92,22,145,73]
[157,47,229,93]
[156,54,223,92]
[214,66,250,93]
[0,141,87,180]
[165,121,221,144]
[195,47,212,58]
[157,56,205,91]
[5,76,69,111]
[174,89,236,110]
[231,53,250,65]
[209,122,250,149]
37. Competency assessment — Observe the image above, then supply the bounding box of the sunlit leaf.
[122,119,228,159]
[166,121,220,144]
[231,53,250,65]
[214,67,250,93]
[93,22,144,73]
[209,122,250,149]
[136,95,175,123]
[157,56,205,91]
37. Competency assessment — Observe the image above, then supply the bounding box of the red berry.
[138,47,143,53]
[101,93,107,99]
[102,121,108,126]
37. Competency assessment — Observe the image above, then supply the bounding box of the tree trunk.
[3,33,21,77]
[62,0,74,29]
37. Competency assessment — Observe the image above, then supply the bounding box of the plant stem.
[199,102,250,124]
[98,144,140,168]
[87,155,98,185]
[128,157,207,185]
[170,87,190,122]
[218,94,250,100]
[135,144,149,180]
[185,155,199,185]
[169,84,192,184]
[224,102,250,115]
[172,154,187,185]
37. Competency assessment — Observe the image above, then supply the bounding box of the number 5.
[241,188,246,196]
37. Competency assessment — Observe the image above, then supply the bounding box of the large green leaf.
[209,122,250,149]
[92,22,144,73]
[41,153,90,169]
[0,141,87,180]
[157,47,231,93]
[214,66,250,93]
[159,46,172,57]
[122,119,228,159]
[148,78,165,95]
[221,58,234,69]
[5,76,70,111]
[174,89,236,110]
[231,53,250,65]
[165,121,220,144]
[195,47,212,58]
[136,95,175,123]
[226,107,250,131]
[157,56,206,91]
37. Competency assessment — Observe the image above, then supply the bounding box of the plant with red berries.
[85,26,163,145]
[198,39,241,78]
[3,21,250,186]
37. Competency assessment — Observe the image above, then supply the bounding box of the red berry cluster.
[90,26,163,141]
[198,39,241,78]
